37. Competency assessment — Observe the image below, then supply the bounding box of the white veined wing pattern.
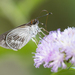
[6,27,32,50]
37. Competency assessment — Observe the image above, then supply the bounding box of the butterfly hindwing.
[6,27,32,50]
[0,30,11,49]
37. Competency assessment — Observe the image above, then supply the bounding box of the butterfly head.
[30,19,39,25]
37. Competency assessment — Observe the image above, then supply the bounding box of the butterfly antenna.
[36,12,52,19]
[36,10,52,30]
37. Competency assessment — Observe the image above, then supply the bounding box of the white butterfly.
[0,19,42,51]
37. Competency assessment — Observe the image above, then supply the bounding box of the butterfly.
[0,19,42,50]
[0,11,52,51]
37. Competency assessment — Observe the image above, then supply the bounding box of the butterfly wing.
[0,30,11,49]
[6,26,32,50]
[0,26,32,50]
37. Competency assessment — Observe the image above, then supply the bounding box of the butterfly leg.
[40,29,46,36]
[39,27,49,36]
[42,28,49,33]
[38,32,49,44]
[31,38,38,46]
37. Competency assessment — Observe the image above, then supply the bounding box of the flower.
[59,27,75,65]
[33,27,75,72]
[33,29,66,72]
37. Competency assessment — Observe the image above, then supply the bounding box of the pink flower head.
[33,27,75,72]
[60,27,75,65]
[33,29,66,72]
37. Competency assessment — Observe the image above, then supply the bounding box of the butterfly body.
[0,19,41,51]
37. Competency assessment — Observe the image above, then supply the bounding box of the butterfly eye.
[31,20,36,24]
[33,21,36,24]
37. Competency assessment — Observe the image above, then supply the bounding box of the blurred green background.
[0,0,75,75]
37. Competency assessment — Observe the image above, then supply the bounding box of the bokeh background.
[0,0,75,75]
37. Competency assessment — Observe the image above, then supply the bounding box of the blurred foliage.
[52,69,75,75]
[0,0,75,75]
